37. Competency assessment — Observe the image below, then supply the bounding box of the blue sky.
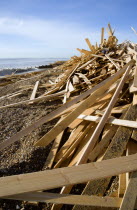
[0,0,137,58]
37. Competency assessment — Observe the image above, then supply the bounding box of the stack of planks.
[1,23,137,210]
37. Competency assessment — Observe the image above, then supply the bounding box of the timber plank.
[1,154,137,197]
[4,192,122,208]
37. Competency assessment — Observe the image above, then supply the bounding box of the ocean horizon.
[0,57,68,70]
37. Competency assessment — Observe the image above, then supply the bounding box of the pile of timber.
[1,23,137,210]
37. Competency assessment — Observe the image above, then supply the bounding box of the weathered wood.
[35,62,134,147]
[0,90,66,109]
[44,131,64,169]
[76,73,92,88]
[108,23,113,36]
[1,154,137,197]
[78,57,97,70]
[131,129,137,141]
[85,38,95,51]
[29,80,39,101]
[73,104,137,210]
[69,124,96,166]
[133,58,137,87]
[126,140,137,183]
[54,123,91,168]
[133,92,137,105]
[77,65,131,165]
[101,28,104,45]
[55,121,88,162]
[129,80,137,93]
[52,123,96,210]
[43,115,66,169]
[54,63,80,90]
[110,104,130,114]
[88,124,117,161]
[0,89,29,101]
[77,48,91,55]
[120,140,137,209]
[119,171,137,210]
[105,54,120,70]
[0,60,134,152]
[69,93,112,129]
[131,113,137,141]
[4,192,122,208]
[63,80,70,104]
[118,173,126,197]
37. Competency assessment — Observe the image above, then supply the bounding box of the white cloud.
[0,16,101,57]
[0,16,135,57]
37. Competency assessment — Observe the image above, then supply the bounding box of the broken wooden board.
[4,192,122,208]
[1,154,137,197]
[78,114,137,129]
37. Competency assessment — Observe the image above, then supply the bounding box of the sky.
[0,0,137,58]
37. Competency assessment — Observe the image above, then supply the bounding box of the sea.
[0,58,68,76]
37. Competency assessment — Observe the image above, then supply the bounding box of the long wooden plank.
[35,62,134,147]
[78,114,137,129]
[0,60,134,152]
[77,65,131,165]
[1,154,137,197]
[4,192,122,208]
